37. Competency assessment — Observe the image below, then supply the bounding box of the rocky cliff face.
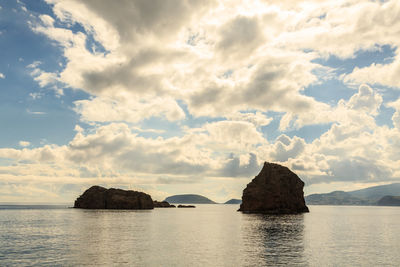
[74,185,154,209]
[239,162,309,214]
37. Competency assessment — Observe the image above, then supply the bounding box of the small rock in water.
[177,204,196,208]
[153,200,176,208]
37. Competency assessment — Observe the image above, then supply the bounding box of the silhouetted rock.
[239,162,309,214]
[74,185,154,209]
[154,200,176,208]
[377,195,400,206]
[177,204,196,208]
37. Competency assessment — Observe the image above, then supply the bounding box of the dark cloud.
[304,157,393,185]
[218,153,261,177]
[81,48,183,95]
[82,0,216,42]
[217,16,264,57]
[189,85,223,108]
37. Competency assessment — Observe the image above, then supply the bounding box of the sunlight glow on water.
[0,205,399,266]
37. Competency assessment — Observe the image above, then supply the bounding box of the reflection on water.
[241,213,306,266]
[1,205,400,266]
[69,210,154,266]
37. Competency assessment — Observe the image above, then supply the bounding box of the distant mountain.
[306,183,400,206]
[164,194,216,204]
[306,191,368,205]
[348,183,400,202]
[224,199,242,204]
[377,196,400,206]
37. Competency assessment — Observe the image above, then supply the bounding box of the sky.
[1,0,400,203]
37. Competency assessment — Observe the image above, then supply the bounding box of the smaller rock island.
[177,204,196,208]
[239,162,309,214]
[74,185,154,209]
[153,201,176,208]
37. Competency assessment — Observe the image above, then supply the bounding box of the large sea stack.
[74,185,154,209]
[239,162,309,214]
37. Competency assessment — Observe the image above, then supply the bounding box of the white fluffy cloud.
[287,87,400,185]
[269,135,306,162]
[74,96,185,123]
[280,0,400,58]
[6,0,400,201]
[0,120,265,179]
[388,98,400,129]
[347,84,383,115]
[344,53,400,88]
[3,84,400,188]
[226,112,272,127]
[32,0,400,126]
[30,0,334,123]
[204,120,266,153]
[0,72,5,79]
[18,141,30,147]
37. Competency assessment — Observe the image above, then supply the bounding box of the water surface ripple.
[0,205,399,266]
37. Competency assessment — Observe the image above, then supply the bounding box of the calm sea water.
[0,204,399,266]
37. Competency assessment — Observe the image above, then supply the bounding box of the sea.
[0,204,399,266]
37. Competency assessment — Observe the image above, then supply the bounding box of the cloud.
[27,61,63,96]
[29,92,43,100]
[0,73,5,79]
[32,0,333,124]
[204,120,266,153]
[270,135,306,162]
[226,112,272,127]
[0,183,60,202]
[343,53,400,88]
[37,0,216,97]
[5,82,397,185]
[0,119,267,181]
[278,84,382,131]
[19,141,30,147]
[347,84,382,115]
[156,176,202,184]
[2,86,400,200]
[48,0,214,48]
[218,153,261,178]
[287,88,400,185]
[305,0,400,88]
[39,14,54,27]
[9,0,400,201]
[35,0,399,133]
[217,15,265,59]
[186,49,326,120]
[27,109,46,115]
[277,0,400,58]
[324,157,392,183]
[388,98,400,129]
[74,96,185,123]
